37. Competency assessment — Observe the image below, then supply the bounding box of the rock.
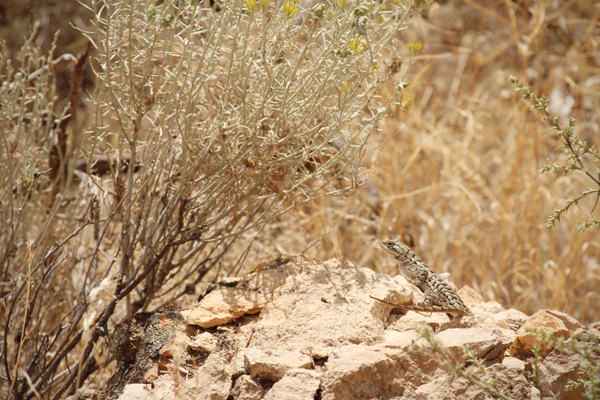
[247,258,413,357]
[102,257,590,400]
[474,301,505,314]
[117,384,156,400]
[537,330,598,400]
[187,286,268,328]
[387,307,457,333]
[588,321,600,330]
[502,356,526,371]
[414,356,532,400]
[263,369,321,400]
[502,308,530,325]
[475,306,528,332]
[189,331,217,353]
[66,389,100,400]
[414,376,475,400]
[546,310,586,332]
[381,329,427,350]
[539,349,585,400]
[187,255,314,329]
[192,336,238,399]
[486,357,532,399]
[244,347,313,381]
[320,347,408,400]
[107,310,186,397]
[147,337,236,400]
[230,375,265,400]
[437,328,513,362]
[510,310,585,360]
[458,285,485,304]
[489,308,529,331]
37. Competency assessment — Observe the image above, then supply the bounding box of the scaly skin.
[378,239,473,319]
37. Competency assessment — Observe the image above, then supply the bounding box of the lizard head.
[379,239,415,262]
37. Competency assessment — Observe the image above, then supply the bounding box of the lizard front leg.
[416,291,435,308]
[404,262,429,286]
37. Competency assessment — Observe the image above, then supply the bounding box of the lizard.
[371,239,474,320]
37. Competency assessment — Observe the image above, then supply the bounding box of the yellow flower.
[348,36,363,56]
[283,0,299,20]
[407,39,423,52]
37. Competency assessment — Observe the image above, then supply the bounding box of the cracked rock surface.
[89,256,593,400]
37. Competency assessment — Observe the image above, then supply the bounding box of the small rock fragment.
[245,347,313,381]
[510,310,584,360]
[117,384,156,400]
[189,331,218,353]
[263,369,321,400]
[438,327,513,362]
[230,375,265,400]
[188,287,268,328]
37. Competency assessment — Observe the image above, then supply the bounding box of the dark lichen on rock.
[104,307,185,399]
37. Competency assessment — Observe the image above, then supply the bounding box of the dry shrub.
[0,0,427,397]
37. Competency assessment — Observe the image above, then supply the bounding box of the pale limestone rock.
[458,285,485,304]
[486,358,532,399]
[117,384,156,400]
[327,344,370,360]
[375,339,443,378]
[484,308,529,331]
[263,369,321,400]
[230,375,265,400]
[151,333,238,400]
[537,330,596,400]
[245,347,312,381]
[414,357,532,400]
[437,328,513,362]
[191,342,236,399]
[247,258,413,356]
[321,340,441,399]
[545,310,586,332]
[149,357,232,400]
[160,329,192,358]
[189,331,217,353]
[502,356,526,370]
[539,348,586,400]
[381,329,426,349]
[498,328,517,343]
[501,308,530,324]
[414,376,484,400]
[105,257,590,400]
[387,308,455,333]
[510,309,585,359]
[473,300,505,314]
[392,273,415,288]
[187,286,268,328]
[320,348,408,400]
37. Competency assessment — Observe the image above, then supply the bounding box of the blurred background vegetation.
[283,0,600,324]
[1,0,599,396]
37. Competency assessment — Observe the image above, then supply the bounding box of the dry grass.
[239,0,600,324]
[1,0,599,397]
